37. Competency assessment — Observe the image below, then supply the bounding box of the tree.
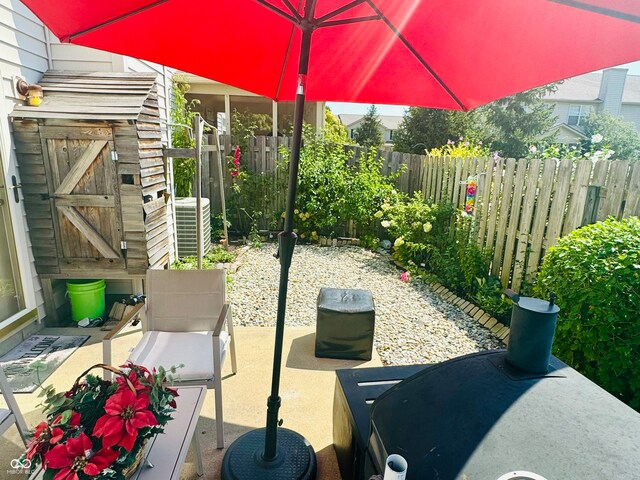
[170,78,199,197]
[479,84,558,158]
[354,105,383,147]
[393,107,484,153]
[324,107,350,144]
[581,112,640,161]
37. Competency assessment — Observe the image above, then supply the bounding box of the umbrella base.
[221,427,317,480]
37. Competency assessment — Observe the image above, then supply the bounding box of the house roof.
[544,70,640,104]
[10,71,158,121]
[546,122,588,140]
[338,113,403,130]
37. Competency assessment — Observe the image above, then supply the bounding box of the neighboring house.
[0,0,174,349]
[543,68,640,143]
[339,114,402,144]
[181,73,326,136]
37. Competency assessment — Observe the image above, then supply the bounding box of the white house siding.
[620,104,640,131]
[599,69,627,116]
[0,0,48,324]
[550,102,570,124]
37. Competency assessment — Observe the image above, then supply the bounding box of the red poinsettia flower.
[44,432,118,480]
[26,421,65,460]
[116,370,150,394]
[93,389,158,451]
[52,411,81,427]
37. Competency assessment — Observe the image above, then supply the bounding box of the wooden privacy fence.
[199,136,639,289]
[420,156,640,291]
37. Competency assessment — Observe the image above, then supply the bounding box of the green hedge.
[535,217,640,409]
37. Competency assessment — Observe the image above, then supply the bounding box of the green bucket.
[66,279,106,322]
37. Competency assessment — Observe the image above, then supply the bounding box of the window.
[567,104,590,126]
[350,129,355,139]
[389,130,394,140]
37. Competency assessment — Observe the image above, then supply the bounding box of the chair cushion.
[128,331,230,382]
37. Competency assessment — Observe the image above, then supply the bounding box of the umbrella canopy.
[22,0,640,110]
[19,1,640,478]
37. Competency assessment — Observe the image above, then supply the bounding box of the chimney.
[598,68,627,116]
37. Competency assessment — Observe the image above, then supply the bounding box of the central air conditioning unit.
[175,197,211,257]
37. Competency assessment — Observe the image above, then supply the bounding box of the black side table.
[316,288,376,361]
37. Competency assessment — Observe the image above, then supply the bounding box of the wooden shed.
[10,71,172,322]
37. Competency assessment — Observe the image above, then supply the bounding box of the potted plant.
[24,363,178,480]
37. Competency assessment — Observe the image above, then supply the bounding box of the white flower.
[529,145,537,154]
[381,220,391,228]
[591,134,603,144]
[394,236,405,247]
[423,222,432,233]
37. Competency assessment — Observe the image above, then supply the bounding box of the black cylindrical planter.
[504,290,560,374]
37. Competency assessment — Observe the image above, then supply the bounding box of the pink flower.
[400,272,410,283]
[230,170,239,178]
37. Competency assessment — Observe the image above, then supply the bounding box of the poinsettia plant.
[24,363,178,480]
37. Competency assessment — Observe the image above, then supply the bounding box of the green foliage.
[172,246,236,269]
[324,107,350,144]
[278,125,398,240]
[211,213,230,241]
[393,107,483,154]
[354,105,383,147]
[285,125,349,237]
[479,84,558,158]
[360,234,380,251]
[231,109,272,154]
[535,218,640,409]
[429,137,490,158]
[344,147,400,236]
[379,193,443,266]
[473,277,513,325]
[380,198,509,322]
[170,78,199,197]
[581,112,640,161]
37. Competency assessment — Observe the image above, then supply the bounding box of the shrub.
[280,126,399,240]
[535,217,640,409]
[172,246,236,270]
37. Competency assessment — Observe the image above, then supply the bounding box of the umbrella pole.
[221,27,316,480]
[264,26,312,460]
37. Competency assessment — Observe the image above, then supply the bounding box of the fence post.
[580,185,601,226]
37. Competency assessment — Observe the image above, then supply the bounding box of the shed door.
[44,128,125,270]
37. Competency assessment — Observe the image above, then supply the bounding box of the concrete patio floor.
[0,323,382,479]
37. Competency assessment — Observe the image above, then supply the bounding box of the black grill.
[365,350,640,479]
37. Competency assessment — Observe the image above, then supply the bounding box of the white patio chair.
[0,364,29,446]
[103,269,237,450]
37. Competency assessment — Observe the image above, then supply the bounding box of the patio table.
[29,385,206,480]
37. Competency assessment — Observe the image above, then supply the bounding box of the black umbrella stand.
[221,23,317,480]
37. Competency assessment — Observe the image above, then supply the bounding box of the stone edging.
[429,282,510,345]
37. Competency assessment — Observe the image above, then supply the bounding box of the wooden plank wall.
[12,119,60,275]
[431,155,640,291]
[137,85,169,270]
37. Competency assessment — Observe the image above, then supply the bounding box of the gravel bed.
[229,244,503,365]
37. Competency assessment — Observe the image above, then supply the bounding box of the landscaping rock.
[229,245,502,365]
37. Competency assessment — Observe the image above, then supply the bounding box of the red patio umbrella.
[19,1,640,478]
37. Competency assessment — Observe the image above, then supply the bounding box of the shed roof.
[10,71,158,121]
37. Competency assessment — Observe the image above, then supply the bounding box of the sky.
[326,61,640,117]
